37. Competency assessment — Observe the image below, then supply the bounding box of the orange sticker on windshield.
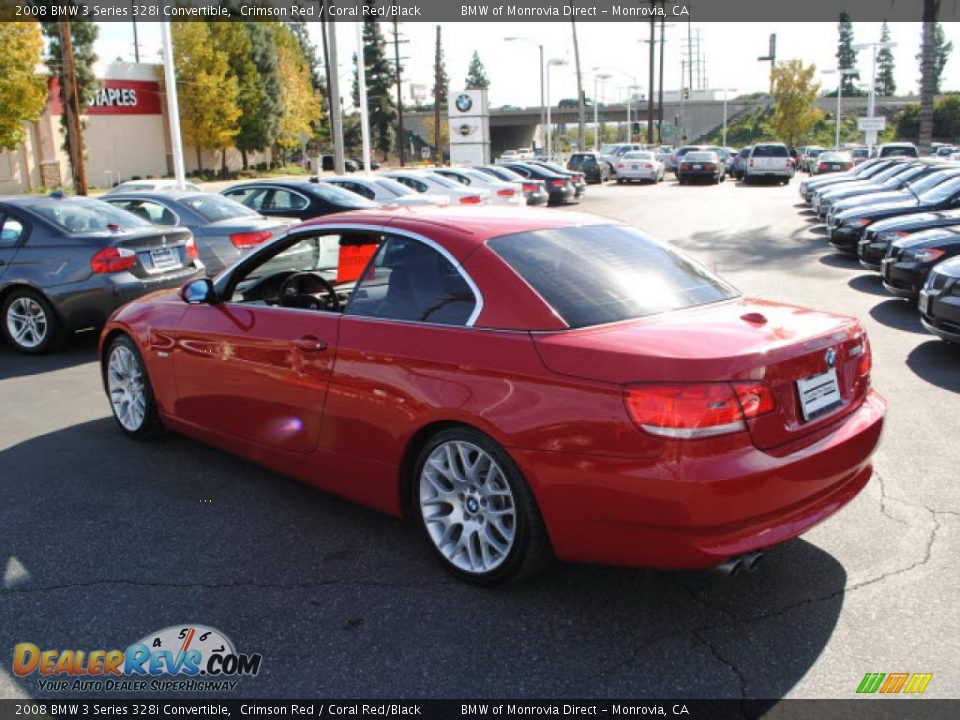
[337,244,377,283]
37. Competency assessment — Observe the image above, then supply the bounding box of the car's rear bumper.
[50,263,204,332]
[618,170,658,180]
[517,390,885,569]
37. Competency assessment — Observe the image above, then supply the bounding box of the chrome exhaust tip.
[713,551,763,576]
[713,558,744,576]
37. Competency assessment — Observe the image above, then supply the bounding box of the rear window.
[752,144,789,158]
[488,225,738,328]
[881,145,919,158]
[30,198,149,233]
[181,194,257,222]
[684,152,717,162]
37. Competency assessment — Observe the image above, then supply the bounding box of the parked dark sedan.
[732,147,752,181]
[829,175,960,253]
[221,180,377,221]
[880,227,960,300]
[859,208,960,270]
[500,162,578,206]
[564,153,609,184]
[801,158,901,203]
[824,164,960,222]
[473,165,549,206]
[678,151,725,184]
[103,191,292,276]
[0,194,202,353]
[919,256,960,343]
[530,160,587,195]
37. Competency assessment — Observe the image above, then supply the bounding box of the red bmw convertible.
[99,206,886,584]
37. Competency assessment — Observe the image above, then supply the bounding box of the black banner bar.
[2,700,960,720]
[4,0,959,23]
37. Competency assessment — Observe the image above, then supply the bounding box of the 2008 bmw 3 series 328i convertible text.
[99,206,886,585]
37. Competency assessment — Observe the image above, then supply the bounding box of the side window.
[268,190,309,212]
[346,235,477,326]
[0,215,25,247]
[348,183,376,200]
[443,172,469,186]
[224,187,269,211]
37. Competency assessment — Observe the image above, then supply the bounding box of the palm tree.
[918,0,938,153]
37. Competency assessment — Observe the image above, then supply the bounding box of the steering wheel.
[277,272,341,312]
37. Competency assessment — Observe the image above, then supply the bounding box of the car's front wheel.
[1,288,62,354]
[414,427,551,585]
[104,335,165,439]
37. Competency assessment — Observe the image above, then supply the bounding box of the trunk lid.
[107,226,194,279]
[533,298,871,451]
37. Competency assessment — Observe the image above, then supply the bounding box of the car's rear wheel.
[1,288,62,355]
[414,427,551,585]
[105,335,165,439]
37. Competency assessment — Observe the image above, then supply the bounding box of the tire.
[616,178,623,185]
[1,288,63,354]
[103,334,165,440]
[413,426,552,585]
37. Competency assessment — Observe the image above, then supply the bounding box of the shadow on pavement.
[819,253,860,269]
[0,330,99,381]
[906,339,960,392]
[848,274,888,297]
[868,298,927,334]
[0,418,847,701]
[808,226,829,237]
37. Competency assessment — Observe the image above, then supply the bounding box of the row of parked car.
[0,161,592,354]
[799,155,960,344]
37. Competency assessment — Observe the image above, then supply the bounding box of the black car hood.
[868,208,960,234]
[896,230,960,250]
[836,198,922,222]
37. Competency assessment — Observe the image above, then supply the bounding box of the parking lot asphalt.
[1,176,958,702]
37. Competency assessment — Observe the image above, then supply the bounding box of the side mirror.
[180,278,215,305]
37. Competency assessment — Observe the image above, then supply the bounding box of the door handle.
[292,336,327,352]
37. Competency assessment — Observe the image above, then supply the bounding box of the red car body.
[100,207,886,570]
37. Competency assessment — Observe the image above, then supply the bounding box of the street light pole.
[822,67,857,149]
[593,73,610,150]
[504,37,545,151]
[159,21,185,190]
[355,22,372,171]
[854,40,896,152]
[546,59,567,161]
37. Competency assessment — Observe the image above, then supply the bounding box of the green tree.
[351,10,398,160]
[287,20,328,142]
[0,22,48,152]
[877,22,897,96]
[231,22,283,169]
[465,51,490,90]
[835,12,860,95]
[208,22,258,174]
[170,22,241,172]
[432,29,449,111]
[771,59,823,148]
[933,22,953,93]
[42,17,98,174]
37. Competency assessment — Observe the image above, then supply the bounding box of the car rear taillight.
[680,164,689,171]
[855,337,872,378]
[230,230,272,248]
[184,236,199,259]
[549,179,567,187]
[817,163,827,172]
[624,382,775,439]
[460,195,484,204]
[522,183,539,193]
[617,163,625,169]
[497,188,516,197]
[705,163,715,171]
[749,159,754,167]
[645,163,653,169]
[90,246,136,274]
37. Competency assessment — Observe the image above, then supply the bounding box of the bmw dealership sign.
[449,89,490,166]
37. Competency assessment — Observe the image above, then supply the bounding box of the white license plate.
[630,164,639,170]
[692,164,702,169]
[796,368,842,421]
[150,247,178,269]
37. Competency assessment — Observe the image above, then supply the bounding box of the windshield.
[31,198,149,233]
[684,152,717,162]
[624,152,654,160]
[421,173,461,189]
[305,183,377,208]
[373,177,415,196]
[882,166,926,188]
[181,194,258,222]
[821,153,850,162]
[752,145,789,157]
[919,176,960,204]
[870,163,912,182]
[488,225,738,328]
[908,170,960,195]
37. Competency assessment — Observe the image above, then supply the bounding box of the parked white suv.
[744,143,795,185]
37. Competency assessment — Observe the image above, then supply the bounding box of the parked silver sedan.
[615,151,665,184]
[102,191,292,276]
[322,175,450,207]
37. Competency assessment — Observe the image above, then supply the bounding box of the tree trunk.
[919,0,938,154]
[221,148,228,178]
[196,146,203,174]
[241,149,249,171]
[571,20,585,153]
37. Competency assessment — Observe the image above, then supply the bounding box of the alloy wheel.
[419,440,517,574]
[6,297,47,349]
[108,345,146,432]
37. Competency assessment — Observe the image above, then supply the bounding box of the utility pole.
[355,22,371,171]
[757,33,776,94]
[646,16,655,143]
[159,21,185,189]
[433,25,442,165]
[571,20,585,153]
[657,17,666,144]
[58,21,87,195]
[327,19,345,174]
[391,15,406,166]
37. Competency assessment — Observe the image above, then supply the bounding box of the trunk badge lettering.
[825,348,836,367]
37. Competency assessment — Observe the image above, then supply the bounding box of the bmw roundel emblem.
[825,348,836,368]
[455,93,473,113]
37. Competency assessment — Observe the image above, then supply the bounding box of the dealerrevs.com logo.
[12,624,262,693]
